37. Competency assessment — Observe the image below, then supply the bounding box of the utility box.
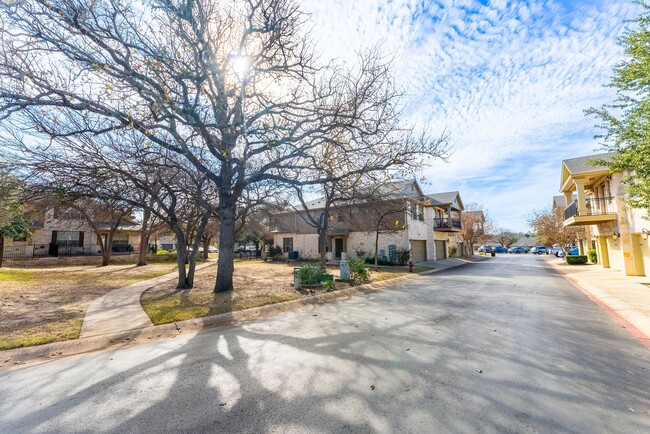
[340,261,350,280]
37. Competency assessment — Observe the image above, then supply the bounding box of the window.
[336,212,345,222]
[283,237,293,253]
[13,235,27,242]
[56,231,84,247]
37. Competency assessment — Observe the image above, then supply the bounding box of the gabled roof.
[300,179,423,211]
[461,210,484,221]
[515,236,538,246]
[560,152,615,192]
[424,191,464,211]
[562,152,614,175]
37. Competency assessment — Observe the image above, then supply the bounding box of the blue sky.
[302,0,640,232]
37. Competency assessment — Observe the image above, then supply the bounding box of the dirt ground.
[0,263,177,349]
[1,258,428,349]
[141,260,427,325]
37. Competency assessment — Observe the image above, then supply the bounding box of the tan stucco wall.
[347,231,409,259]
[272,233,320,259]
[607,237,624,272]
[641,237,650,277]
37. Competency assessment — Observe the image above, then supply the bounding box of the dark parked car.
[507,246,527,254]
[494,246,508,253]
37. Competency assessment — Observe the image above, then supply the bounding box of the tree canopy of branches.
[528,206,584,254]
[494,227,520,248]
[0,0,445,291]
[587,1,650,217]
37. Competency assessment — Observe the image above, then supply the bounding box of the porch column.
[598,237,610,268]
[575,178,587,216]
[447,206,452,227]
[564,191,573,206]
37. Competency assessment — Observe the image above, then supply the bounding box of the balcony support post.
[575,178,587,216]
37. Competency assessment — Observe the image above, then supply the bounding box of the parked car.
[531,246,548,255]
[568,246,579,256]
[478,245,493,253]
[208,246,218,253]
[507,246,527,254]
[556,251,566,257]
[493,246,508,253]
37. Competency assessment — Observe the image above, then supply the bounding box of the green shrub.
[294,263,326,285]
[588,249,597,264]
[364,256,395,266]
[347,258,370,283]
[566,255,588,265]
[448,246,457,257]
[396,248,410,266]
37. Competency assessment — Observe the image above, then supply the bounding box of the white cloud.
[300,0,640,231]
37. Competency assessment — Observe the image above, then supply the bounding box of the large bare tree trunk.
[319,230,327,267]
[215,201,236,292]
[137,208,151,266]
[101,232,114,266]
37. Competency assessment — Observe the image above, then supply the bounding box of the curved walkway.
[80,262,216,338]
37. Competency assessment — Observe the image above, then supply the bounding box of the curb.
[0,258,478,368]
[544,258,650,351]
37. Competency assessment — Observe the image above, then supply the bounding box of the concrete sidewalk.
[80,261,216,338]
[543,256,650,347]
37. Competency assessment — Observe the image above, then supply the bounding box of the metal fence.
[3,243,139,260]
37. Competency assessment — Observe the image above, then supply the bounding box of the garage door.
[435,240,447,261]
[411,240,427,263]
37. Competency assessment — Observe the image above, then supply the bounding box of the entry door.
[335,238,343,259]
[632,234,645,276]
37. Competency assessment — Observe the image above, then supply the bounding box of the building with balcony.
[267,180,466,263]
[426,191,464,260]
[559,152,650,276]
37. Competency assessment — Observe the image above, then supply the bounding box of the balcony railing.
[564,197,615,220]
[434,218,461,229]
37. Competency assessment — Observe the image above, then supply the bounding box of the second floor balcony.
[564,197,616,226]
[434,217,461,231]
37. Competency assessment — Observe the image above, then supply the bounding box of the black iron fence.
[564,197,615,220]
[433,218,461,229]
[3,243,139,260]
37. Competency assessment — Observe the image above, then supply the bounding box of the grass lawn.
[141,261,433,325]
[0,263,177,350]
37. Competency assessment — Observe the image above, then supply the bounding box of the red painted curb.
[546,259,650,351]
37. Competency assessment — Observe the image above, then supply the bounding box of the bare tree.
[345,180,417,271]
[0,0,445,291]
[493,227,520,248]
[528,207,584,255]
[458,203,492,256]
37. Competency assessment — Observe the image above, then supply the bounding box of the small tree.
[0,170,32,267]
[528,206,584,256]
[459,204,492,256]
[586,2,650,218]
[494,227,520,248]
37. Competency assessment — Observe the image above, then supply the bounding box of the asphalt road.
[1,254,649,433]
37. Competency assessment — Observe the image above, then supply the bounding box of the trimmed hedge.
[566,255,588,265]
